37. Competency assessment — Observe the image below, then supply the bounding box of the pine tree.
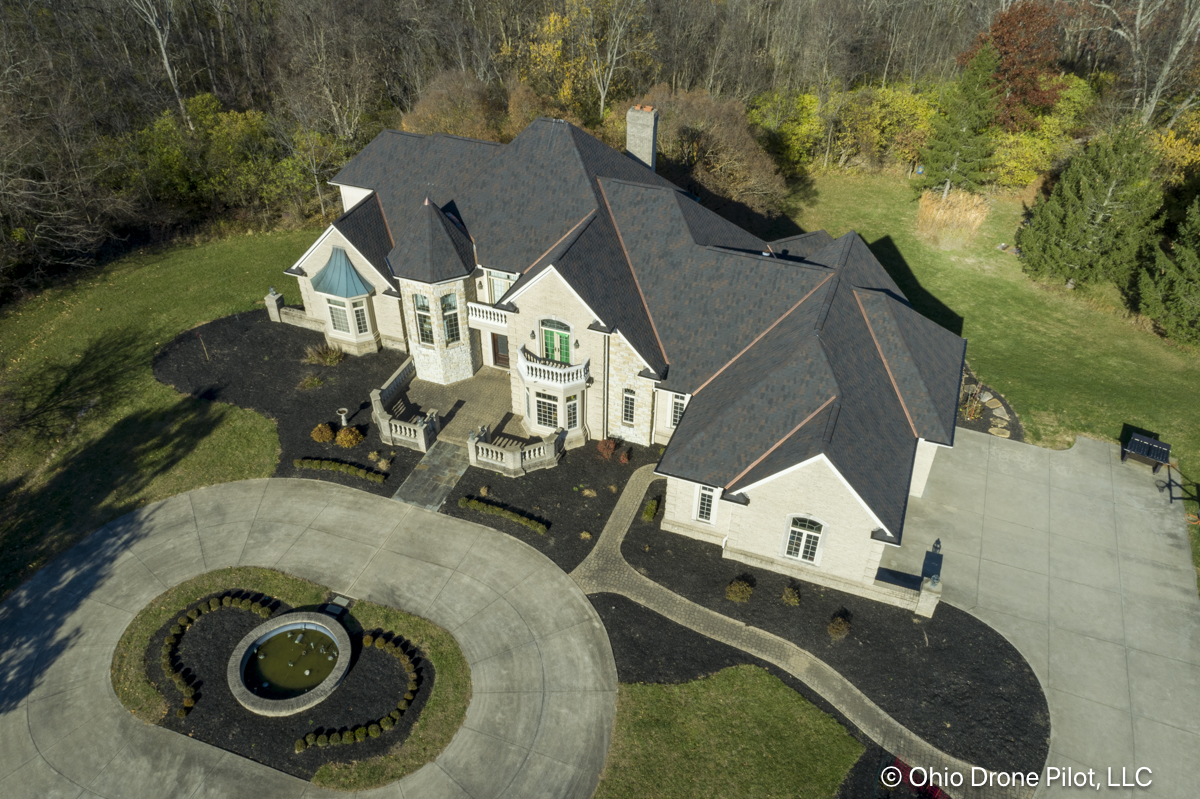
[918,44,1000,198]
[1140,200,1200,345]
[1017,125,1163,291]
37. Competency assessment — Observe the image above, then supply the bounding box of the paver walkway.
[0,479,617,799]
[887,430,1199,799]
[571,465,1025,799]
[391,441,471,510]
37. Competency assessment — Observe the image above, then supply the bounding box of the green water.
[243,627,339,700]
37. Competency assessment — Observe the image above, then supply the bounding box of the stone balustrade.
[517,346,589,388]
[370,355,438,452]
[466,301,510,328]
[466,427,564,477]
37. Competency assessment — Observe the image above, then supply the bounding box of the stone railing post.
[916,575,942,618]
[466,432,481,468]
[265,289,284,323]
[370,389,393,445]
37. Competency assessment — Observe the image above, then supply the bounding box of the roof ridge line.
[853,289,918,438]
[725,394,838,490]
[692,271,835,396]
[598,180,669,367]
[522,211,596,274]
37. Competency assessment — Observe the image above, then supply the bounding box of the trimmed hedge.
[293,458,385,484]
[456,497,548,535]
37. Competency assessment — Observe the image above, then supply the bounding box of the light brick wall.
[397,276,478,385]
[653,389,685,446]
[606,333,655,446]
[908,438,941,497]
[662,457,887,588]
[505,269,606,437]
[290,227,393,354]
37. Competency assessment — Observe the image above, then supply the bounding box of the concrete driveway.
[884,430,1199,798]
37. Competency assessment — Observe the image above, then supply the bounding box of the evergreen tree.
[1140,200,1200,345]
[1017,125,1163,291]
[918,44,1000,198]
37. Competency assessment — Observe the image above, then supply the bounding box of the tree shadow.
[656,160,807,241]
[869,235,965,336]
[0,394,228,712]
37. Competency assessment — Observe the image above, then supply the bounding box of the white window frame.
[783,515,826,567]
[440,293,461,343]
[565,393,579,430]
[327,298,350,334]
[695,485,716,524]
[488,269,515,303]
[671,394,686,427]
[540,318,571,363]
[352,299,370,335]
[622,389,636,425]
[534,391,558,428]
[413,293,434,345]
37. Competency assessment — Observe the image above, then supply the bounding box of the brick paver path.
[573,464,1027,799]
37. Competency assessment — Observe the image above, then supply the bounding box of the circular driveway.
[0,479,617,799]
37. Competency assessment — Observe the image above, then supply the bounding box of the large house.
[277,109,966,614]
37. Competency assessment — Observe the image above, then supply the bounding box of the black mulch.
[957,361,1025,442]
[440,441,655,572]
[591,592,931,799]
[621,480,1050,775]
[147,592,432,780]
[152,309,423,494]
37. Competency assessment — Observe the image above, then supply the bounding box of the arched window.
[540,319,571,363]
[785,517,823,564]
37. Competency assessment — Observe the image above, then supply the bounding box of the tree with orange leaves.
[963,1,1064,132]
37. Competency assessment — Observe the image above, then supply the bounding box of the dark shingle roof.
[331,194,395,288]
[329,119,965,539]
[386,198,476,284]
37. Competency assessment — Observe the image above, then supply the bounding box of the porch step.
[489,435,525,449]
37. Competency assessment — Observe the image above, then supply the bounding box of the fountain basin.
[226,612,352,717]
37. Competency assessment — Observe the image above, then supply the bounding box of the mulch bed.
[621,480,1049,775]
[440,441,654,572]
[147,592,432,780]
[590,592,929,799]
[957,361,1025,442]
[152,309,423,494]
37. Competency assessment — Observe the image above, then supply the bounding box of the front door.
[492,333,509,368]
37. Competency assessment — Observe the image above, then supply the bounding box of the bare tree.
[122,0,193,128]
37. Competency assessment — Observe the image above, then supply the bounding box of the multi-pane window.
[488,270,515,303]
[327,299,350,333]
[535,391,558,428]
[440,293,461,343]
[786,517,823,563]
[696,486,715,523]
[352,300,369,334]
[671,394,686,427]
[541,319,570,363]
[622,389,636,425]
[566,394,579,429]
[413,294,434,345]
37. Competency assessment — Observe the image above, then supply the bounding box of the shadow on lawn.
[0,394,227,712]
[869,235,964,337]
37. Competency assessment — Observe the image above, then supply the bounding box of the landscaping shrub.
[183,686,195,698]
[362,634,374,647]
[316,734,328,747]
[311,423,335,443]
[250,602,262,614]
[292,457,385,483]
[222,596,232,607]
[725,579,754,603]
[404,691,414,701]
[177,616,189,626]
[380,716,394,731]
[183,697,195,707]
[329,732,341,745]
[257,605,271,618]
[398,699,408,710]
[389,709,401,721]
[641,499,658,521]
[187,609,200,620]
[295,739,307,753]
[456,496,547,534]
[597,438,617,459]
[619,449,630,464]
[176,708,187,718]
[335,426,365,448]
[340,731,353,745]
[296,373,325,391]
[302,343,345,366]
[368,723,381,738]
[374,637,385,649]
[163,635,176,646]
[169,624,182,635]
[306,733,317,745]
[355,727,368,742]
[781,586,800,607]
[827,617,851,641]
[208,598,220,611]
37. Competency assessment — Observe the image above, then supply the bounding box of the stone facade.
[396,276,479,385]
[291,228,387,355]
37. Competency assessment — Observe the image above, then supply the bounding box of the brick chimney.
[626,105,658,172]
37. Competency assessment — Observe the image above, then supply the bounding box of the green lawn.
[792,173,1200,570]
[594,665,863,799]
[0,231,318,599]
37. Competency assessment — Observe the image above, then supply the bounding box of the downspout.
[602,335,610,440]
[648,388,656,446]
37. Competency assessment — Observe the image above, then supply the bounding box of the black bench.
[1121,432,1171,475]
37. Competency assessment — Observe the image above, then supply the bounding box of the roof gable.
[311,247,375,298]
[331,194,395,287]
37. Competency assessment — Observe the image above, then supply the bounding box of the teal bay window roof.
[311,247,374,298]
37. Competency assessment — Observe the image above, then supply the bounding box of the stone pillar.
[265,289,284,323]
[626,105,658,172]
[916,575,942,618]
